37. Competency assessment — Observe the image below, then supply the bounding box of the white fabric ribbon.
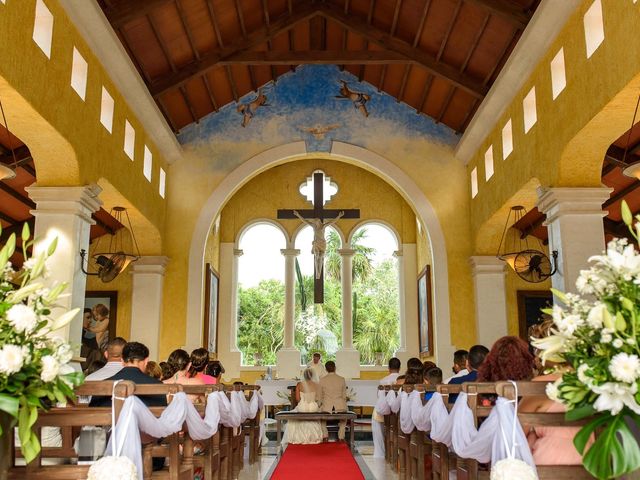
[399,390,417,434]
[411,390,437,432]
[374,390,391,416]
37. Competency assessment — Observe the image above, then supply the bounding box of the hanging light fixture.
[0,97,18,181]
[621,93,640,180]
[80,207,140,283]
[496,205,558,283]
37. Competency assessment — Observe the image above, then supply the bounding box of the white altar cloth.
[256,379,379,407]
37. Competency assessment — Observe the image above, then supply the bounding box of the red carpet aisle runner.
[271,442,364,479]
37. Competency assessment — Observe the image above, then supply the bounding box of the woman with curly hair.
[189,348,216,384]
[477,336,535,382]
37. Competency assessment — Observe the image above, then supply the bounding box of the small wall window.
[124,120,135,160]
[550,48,566,100]
[471,167,478,198]
[502,119,513,160]
[584,0,604,58]
[33,0,54,58]
[143,145,152,181]
[159,168,166,198]
[523,87,537,134]
[100,87,114,133]
[70,47,88,100]
[484,146,494,181]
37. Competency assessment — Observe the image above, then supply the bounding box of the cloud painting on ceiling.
[178,65,458,172]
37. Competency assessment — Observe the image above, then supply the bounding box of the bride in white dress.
[283,368,324,445]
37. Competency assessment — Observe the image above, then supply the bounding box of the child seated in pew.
[423,367,442,402]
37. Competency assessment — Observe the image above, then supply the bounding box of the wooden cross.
[278,171,360,303]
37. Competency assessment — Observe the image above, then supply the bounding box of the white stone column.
[276,248,301,379]
[336,248,359,379]
[130,256,169,361]
[217,243,242,379]
[26,184,102,355]
[469,256,508,347]
[537,187,612,293]
[394,250,406,353]
[399,244,418,365]
[230,248,243,351]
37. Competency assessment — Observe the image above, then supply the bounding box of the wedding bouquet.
[0,224,83,463]
[532,200,640,479]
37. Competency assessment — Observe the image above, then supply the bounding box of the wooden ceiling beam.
[220,50,410,65]
[413,0,431,48]
[0,145,32,168]
[0,210,16,225]
[518,215,546,239]
[149,3,319,97]
[436,86,455,123]
[206,0,224,47]
[604,217,635,241]
[175,0,200,61]
[603,181,640,209]
[437,0,462,62]
[463,0,531,30]
[378,0,403,93]
[317,3,488,99]
[105,0,175,28]
[20,163,36,178]
[0,182,36,209]
[417,74,434,113]
[461,13,489,73]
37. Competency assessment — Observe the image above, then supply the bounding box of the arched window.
[350,223,400,366]
[237,223,286,366]
[293,225,342,364]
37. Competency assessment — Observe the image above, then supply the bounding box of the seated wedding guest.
[380,357,401,385]
[146,361,162,380]
[422,360,436,373]
[477,336,535,383]
[448,344,489,403]
[396,357,424,385]
[85,337,127,381]
[444,349,469,383]
[205,360,224,384]
[90,342,167,408]
[520,319,587,465]
[164,349,205,401]
[159,361,172,381]
[189,348,216,384]
[423,367,443,401]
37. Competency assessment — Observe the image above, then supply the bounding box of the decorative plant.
[0,224,83,469]
[532,200,640,479]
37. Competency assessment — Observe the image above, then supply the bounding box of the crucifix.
[277,171,360,303]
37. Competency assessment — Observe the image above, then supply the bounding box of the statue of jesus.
[293,210,345,279]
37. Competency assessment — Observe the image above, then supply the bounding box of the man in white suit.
[319,361,348,440]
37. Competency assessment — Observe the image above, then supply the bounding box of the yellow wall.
[219,159,417,245]
[0,0,167,253]
[467,1,640,250]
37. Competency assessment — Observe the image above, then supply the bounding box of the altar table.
[256,379,380,407]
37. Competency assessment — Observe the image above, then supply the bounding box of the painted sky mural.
[178,65,458,172]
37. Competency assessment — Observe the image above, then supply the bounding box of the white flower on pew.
[490,458,538,480]
[87,456,138,480]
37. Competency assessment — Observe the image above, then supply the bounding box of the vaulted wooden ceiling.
[99,0,540,133]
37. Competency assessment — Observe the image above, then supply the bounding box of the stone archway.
[186,141,454,364]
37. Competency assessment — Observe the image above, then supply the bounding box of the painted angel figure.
[293,210,345,278]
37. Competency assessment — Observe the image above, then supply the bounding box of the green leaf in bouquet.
[21,431,41,464]
[21,222,30,243]
[566,403,596,421]
[621,297,635,312]
[615,311,627,332]
[550,288,568,304]
[577,413,640,480]
[622,200,634,227]
[46,236,58,256]
[0,393,19,418]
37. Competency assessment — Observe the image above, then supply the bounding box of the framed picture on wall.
[82,291,118,368]
[418,265,433,356]
[203,263,220,353]
[517,290,553,340]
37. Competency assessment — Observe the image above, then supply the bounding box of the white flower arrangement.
[531,201,640,480]
[87,456,138,480]
[0,224,83,463]
[490,458,537,480]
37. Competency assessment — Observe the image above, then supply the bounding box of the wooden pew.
[397,385,417,480]
[410,384,435,480]
[388,385,401,472]
[8,380,135,479]
[431,383,461,480]
[496,381,592,479]
[181,384,222,480]
[377,385,392,463]
[455,382,496,480]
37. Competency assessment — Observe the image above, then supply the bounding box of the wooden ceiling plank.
[92,215,116,236]
[234,0,248,38]
[358,1,376,86]
[317,3,487,99]
[344,0,350,14]
[226,66,239,102]
[460,13,489,73]
[483,30,517,85]
[205,0,224,47]
[377,0,403,93]
[460,98,479,131]
[0,209,16,225]
[105,0,176,28]
[603,181,640,209]
[175,0,200,60]
[436,0,462,62]
[261,0,280,82]
[0,145,32,168]
[417,74,434,113]
[220,50,411,64]
[148,13,177,72]
[156,96,179,133]
[117,29,153,83]
[436,86,455,123]
[413,0,431,48]
[180,86,198,122]
[463,0,530,30]
[0,182,36,209]
[310,16,324,51]
[202,74,219,111]
[397,65,411,102]
[20,163,36,178]
[150,2,319,97]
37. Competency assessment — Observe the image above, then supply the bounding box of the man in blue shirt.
[448,344,489,403]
